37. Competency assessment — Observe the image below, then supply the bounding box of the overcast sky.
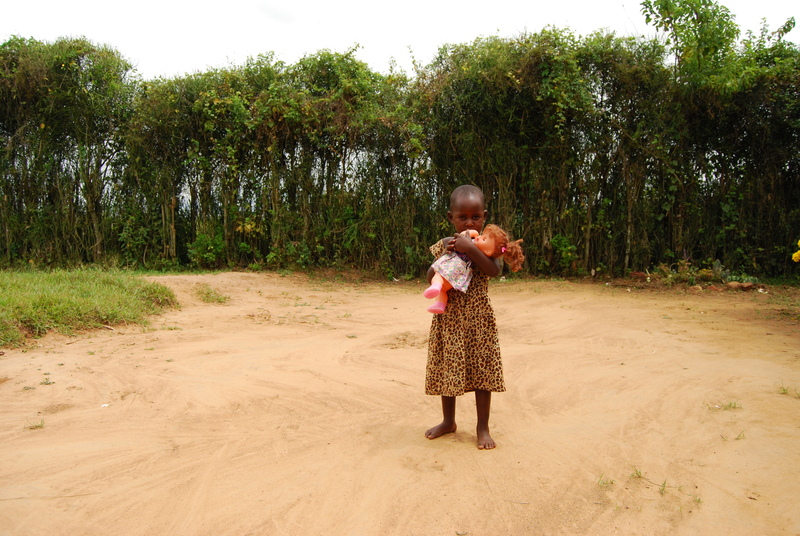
[3,0,797,79]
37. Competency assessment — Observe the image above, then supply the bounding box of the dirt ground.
[1,272,799,536]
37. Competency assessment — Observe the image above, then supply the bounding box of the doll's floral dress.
[430,250,474,292]
[425,240,506,397]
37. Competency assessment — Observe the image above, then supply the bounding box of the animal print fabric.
[425,240,506,396]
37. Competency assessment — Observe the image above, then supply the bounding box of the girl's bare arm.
[451,233,501,277]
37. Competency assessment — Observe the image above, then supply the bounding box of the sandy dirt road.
[1,273,799,535]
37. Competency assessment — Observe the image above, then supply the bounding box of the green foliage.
[0,269,177,347]
[0,308,23,347]
[119,214,150,267]
[550,234,580,274]
[651,258,760,286]
[642,0,740,85]
[1,10,799,279]
[188,233,225,268]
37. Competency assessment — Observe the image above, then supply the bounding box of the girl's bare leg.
[425,396,457,439]
[475,390,495,449]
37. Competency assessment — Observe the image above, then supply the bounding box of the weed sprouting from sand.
[195,283,230,303]
[27,418,44,429]
[720,431,747,441]
[628,467,702,503]
[706,400,741,410]
[597,473,615,487]
[777,383,800,398]
[39,377,54,385]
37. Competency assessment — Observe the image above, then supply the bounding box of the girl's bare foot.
[425,421,457,439]
[476,426,496,449]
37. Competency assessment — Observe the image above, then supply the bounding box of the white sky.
[3,0,797,79]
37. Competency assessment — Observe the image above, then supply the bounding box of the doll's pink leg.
[423,273,445,299]
[427,302,446,314]
[427,284,449,314]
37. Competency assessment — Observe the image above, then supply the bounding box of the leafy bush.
[551,234,579,275]
[188,233,225,268]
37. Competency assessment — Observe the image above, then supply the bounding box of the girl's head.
[448,185,487,234]
[479,224,525,272]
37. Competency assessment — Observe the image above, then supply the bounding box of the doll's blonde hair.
[481,224,525,272]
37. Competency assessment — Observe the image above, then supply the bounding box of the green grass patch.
[194,283,230,303]
[0,268,177,347]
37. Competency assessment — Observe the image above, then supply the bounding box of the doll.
[423,224,524,314]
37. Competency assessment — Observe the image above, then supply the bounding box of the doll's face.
[474,233,496,257]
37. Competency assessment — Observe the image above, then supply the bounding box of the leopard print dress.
[425,240,506,397]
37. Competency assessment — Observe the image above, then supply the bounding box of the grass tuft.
[27,418,45,430]
[194,283,230,303]
[597,473,615,487]
[0,268,177,347]
[706,400,742,410]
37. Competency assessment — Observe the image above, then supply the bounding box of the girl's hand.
[450,230,501,277]
[451,232,475,253]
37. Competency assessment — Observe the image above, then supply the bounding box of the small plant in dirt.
[597,473,615,487]
[27,419,44,429]
[706,400,742,410]
[194,283,230,304]
[778,383,800,398]
[629,466,701,502]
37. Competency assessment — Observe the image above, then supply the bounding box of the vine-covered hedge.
[1,1,798,277]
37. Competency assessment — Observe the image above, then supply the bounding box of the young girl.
[424,185,524,449]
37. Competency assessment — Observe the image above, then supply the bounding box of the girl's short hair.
[450,185,484,209]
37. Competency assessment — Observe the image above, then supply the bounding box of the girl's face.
[447,195,487,234]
